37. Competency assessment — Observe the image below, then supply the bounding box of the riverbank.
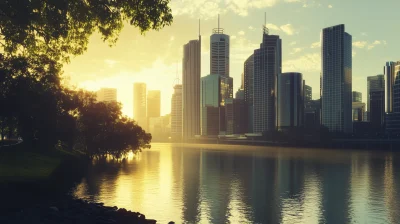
[0,142,166,223]
[0,197,157,224]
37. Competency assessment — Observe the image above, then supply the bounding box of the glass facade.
[321,24,352,133]
[352,102,365,122]
[384,62,395,113]
[370,90,385,131]
[244,54,254,132]
[200,74,233,136]
[171,85,182,139]
[305,85,312,102]
[182,38,201,140]
[352,91,362,103]
[133,83,147,130]
[210,33,230,77]
[276,73,304,130]
[253,32,282,133]
[367,75,384,114]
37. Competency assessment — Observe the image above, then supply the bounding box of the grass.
[0,143,81,184]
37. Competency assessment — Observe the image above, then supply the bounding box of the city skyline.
[63,0,400,118]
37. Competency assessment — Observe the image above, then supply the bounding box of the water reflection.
[73,143,400,224]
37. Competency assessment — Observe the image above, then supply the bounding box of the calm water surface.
[72,143,400,223]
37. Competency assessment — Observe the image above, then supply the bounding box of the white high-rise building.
[133,83,147,130]
[96,88,117,102]
[210,15,229,77]
[171,84,182,140]
[182,26,201,141]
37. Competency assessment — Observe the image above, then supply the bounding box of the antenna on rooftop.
[263,12,269,35]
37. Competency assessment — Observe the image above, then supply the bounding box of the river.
[72,143,400,223]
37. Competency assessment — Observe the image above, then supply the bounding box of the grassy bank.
[0,142,83,184]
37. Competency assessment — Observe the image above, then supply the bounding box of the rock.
[49,206,59,212]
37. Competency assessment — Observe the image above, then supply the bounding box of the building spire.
[213,14,223,34]
[263,12,269,35]
[218,14,220,30]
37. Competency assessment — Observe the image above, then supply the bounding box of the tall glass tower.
[321,24,352,133]
[182,35,201,141]
[253,25,282,133]
[210,15,229,77]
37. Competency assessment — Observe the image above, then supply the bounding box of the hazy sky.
[63,0,400,118]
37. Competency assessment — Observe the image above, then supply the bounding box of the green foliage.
[75,99,151,158]
[0,0,173,62]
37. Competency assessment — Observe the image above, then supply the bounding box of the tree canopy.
[0,0,173,62]
[0,0,169,156]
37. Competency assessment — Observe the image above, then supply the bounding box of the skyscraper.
[321,24,352,133]
[253,25,282,133]
[352,91,362,103]
[304,85,312,102]
[276,73,304,131]
[147,90,161,118]
[200,74,233,136]
[367,75,384,112]
[96,88,117,102]
[244,54,254,133]
[171,84,182,140]
[133,83,147,130]
[386,62,400,136]
[210,15,229,77]
[182,33,201,141]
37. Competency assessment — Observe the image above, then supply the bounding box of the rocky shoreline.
[0,197,173,224]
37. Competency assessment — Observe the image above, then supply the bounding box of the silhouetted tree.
[0,0,173,62]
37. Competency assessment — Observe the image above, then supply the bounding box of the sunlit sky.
[63,0,400,118]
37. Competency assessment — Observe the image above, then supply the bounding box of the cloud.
[104,59,119,68]
[372,40,381,45]
[353,41,368,49]
[283,53,320,72]
[290,47,303,55]
[248,26,254,30]
[231,35,237,40]
[328,4,333,8]
[170,0,278,18]
[265,23,296,35]
[361,32,368,36]
[170,36,175,41]
[266,23,280,31]
[280,24,295,35]
[310,41,320,48]
[238,30,245,35]
[290,41,297,46]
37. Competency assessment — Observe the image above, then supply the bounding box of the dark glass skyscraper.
[253,26,282,133]
[321,24,352,133]
[276,72,304,131]
[304,84,312,102]
[244,54,254,133]
[352,91,362,103]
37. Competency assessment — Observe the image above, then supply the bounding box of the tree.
[75,99,151,158]
[0,0,173,62]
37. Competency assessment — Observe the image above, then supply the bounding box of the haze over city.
[64,0,400,118]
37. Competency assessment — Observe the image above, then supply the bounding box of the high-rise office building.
[235,89,244,100]
[352,102,365,122]
[147,90,161,118]
[367,75,384,111]
[200,74,233,136]
[253,25,282,133]
[385,61,400,136]
[182,34,201,141]
[367,75,384,129]
[276,73,304,131]
[305,99,321,131]
[370,91,385,131]
[385,62,396,113]
[244,54,254,133]
[225,98,247,135]
[210,15,229,77]
[96,88,117,102]
[352,91,362,103]
[171,84,182,140]
[321,24,352,133]
[304,84,312,102]
[133,83,147,130]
